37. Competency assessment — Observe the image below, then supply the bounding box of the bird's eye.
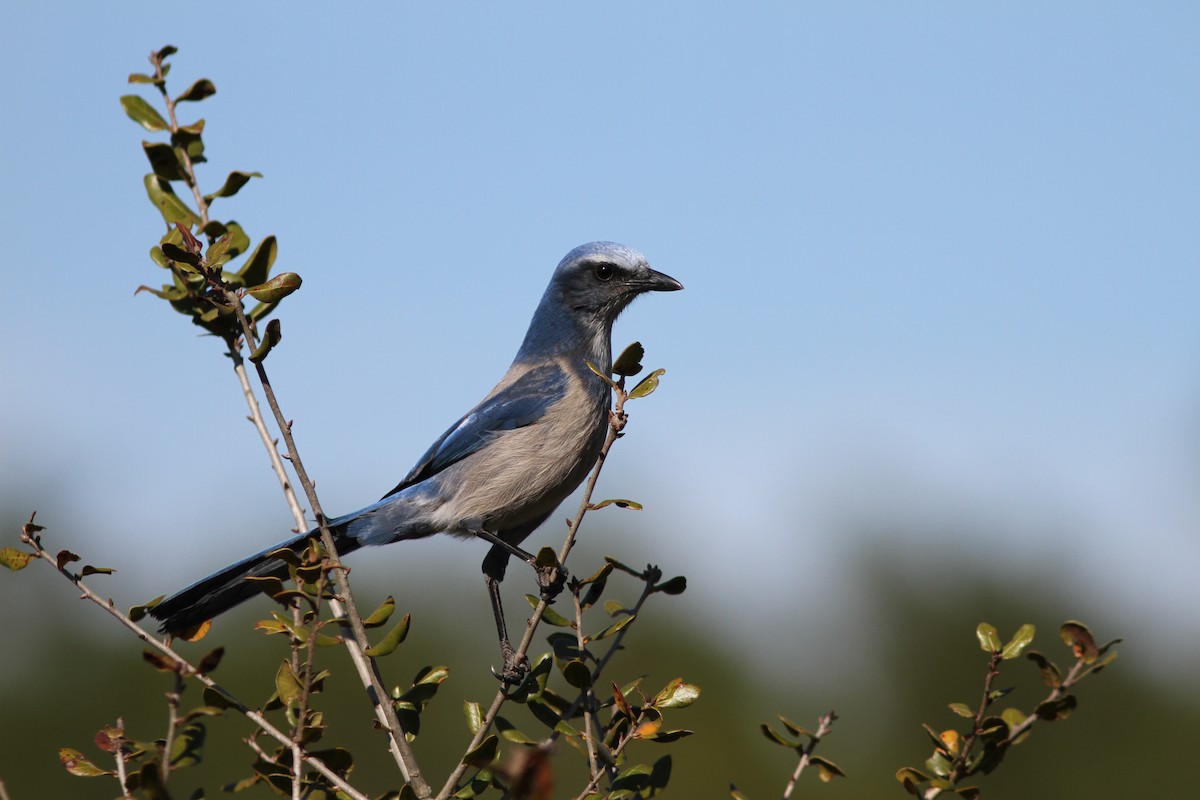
[594,263,614,282]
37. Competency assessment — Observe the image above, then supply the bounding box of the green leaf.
[161,242,201,267]
[128,73,156,84]
[589,498,643,511]
[120,95,169,131]
[171,125,206,164]
[364,595,396,628]
[811,756,846,782]
[1000,706,1028,733]
[896,767,931,796]
[591,613,636,641]
[948,702,975,718]
[562,659,592,689]
[176,78,217,103]
[364,614,411,656]
[203,685,239,710]
[613,342,645,377]
[628,368,665,399]
[58,748,112,778]
[585,360,618,389]
[249,318,282,363]
[777,715,814,740]
[495,716,539,745]
[169,721,206,768]
[925,751,952,778]
[534,546,557,570]
[274,660,304,707]
[524,595,572,627]
[1083,649,1119,678]
[579,561,614,585]
[246,271,301,303]
[129,596,164,621]
[142,141,188,181]
[654,678,700,709]
[975,622,1001,652]
[653,575,687,595]
[463,701,483,735]
[461,734,498,768]
[1059,620,1098,663]
[1026,650,1062,687]
[156,44,178,60]
[1002,623,1036,660]
[204,170,262,202]
[236,235,278,287]
[1035,694,1076,721]
[220,221,252,261]
[143,174,197,226]
[80,565,115,577]
[0,547,33,571]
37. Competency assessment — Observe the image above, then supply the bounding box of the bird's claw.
[536,561,568,602]
[495,640,529,687]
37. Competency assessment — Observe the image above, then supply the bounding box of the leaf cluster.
[122,46,295,346]
[895,620,1120,799]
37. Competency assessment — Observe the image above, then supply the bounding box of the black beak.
[642,267,684,292]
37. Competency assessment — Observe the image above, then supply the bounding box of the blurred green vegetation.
[2,525,1196,799]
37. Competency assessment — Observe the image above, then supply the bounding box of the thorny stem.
[435,393,629,800]
[781,712,838,800]
[19,528,369,800]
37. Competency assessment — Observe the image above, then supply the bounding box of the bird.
[149,241,682,681]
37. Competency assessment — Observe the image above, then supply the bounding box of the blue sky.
[2,3,1198,686]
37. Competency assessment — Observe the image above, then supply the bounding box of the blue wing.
[380,363,569,499]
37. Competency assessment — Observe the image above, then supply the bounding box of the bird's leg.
[482,543,528,685]
[472,529,568,602]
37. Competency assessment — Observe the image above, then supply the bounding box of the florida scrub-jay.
[150,242,682,679]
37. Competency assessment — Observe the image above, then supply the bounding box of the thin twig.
[571,587,600,781]
[151,46,421,789]
[150,71,427,785]
[220,291,429,796]
[541,567,658,750]
[113,717,133,799]
[922,654,1092,799]
[160,671,184,785]
[570,704,657,800]
[151,53,209,229]
[436,405,626,800]
[781,712,837,800]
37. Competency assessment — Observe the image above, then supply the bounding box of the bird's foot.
[494,640,529,687]
[535,560,568,603]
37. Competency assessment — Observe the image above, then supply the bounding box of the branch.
[219,290,430,796]
[436,395,630,800]
[781,712,838,799]
[18,526,370,800]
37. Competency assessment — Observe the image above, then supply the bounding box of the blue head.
[516,242,683,365]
